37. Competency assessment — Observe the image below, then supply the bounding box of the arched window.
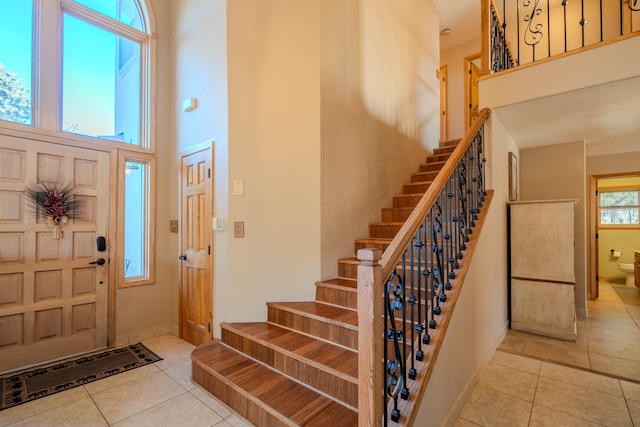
[0,0,154,149]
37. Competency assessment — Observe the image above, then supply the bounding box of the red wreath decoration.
[27,184,79,238]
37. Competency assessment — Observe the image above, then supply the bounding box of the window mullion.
[36,0,62,131]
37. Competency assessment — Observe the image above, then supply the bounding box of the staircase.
[192,140,461,426]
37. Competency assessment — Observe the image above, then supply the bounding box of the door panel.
[180,148,213,345]
[0,136,109,372]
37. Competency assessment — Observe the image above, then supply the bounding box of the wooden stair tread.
[192,341,358,426]
[316,277,357,290]
[268,301,358,328]
[223,322,358,379]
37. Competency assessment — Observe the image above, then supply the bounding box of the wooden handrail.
[380,108,491,280]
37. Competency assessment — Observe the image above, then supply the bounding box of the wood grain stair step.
[368,221,404,239]
[381,207,415,222]
[433,145,457,156]
[192,341,358,427]
[426,153,451,163]
[403,180,432,194]
[267,301,358,350]
[221,322,358,408]
[440,138,461,148]
[419,161,446,172]
[354,238,393,253]
[338,257,360,280]
[315,278,357,309]
[411,171,440,183]
[393,193,423,208]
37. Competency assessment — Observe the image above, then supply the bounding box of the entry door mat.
[1,343,162,411]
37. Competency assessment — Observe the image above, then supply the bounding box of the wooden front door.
[0,137,110,372]
[179,147,213,345]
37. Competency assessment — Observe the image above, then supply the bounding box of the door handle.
[89,258,106,266]
[178,254,187,261]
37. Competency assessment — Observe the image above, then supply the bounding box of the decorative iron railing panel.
[489,0,640,72]
[382,122,487,425]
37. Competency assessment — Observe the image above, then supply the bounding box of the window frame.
[0,0,155,152]
[117,150,156,288]
[598,186,640,230]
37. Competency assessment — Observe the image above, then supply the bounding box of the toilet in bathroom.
[618,263,636,288]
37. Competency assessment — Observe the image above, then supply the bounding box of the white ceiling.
[433,1,640,157]
[432,0,480,51]
[494,76,640,157]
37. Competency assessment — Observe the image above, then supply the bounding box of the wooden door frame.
[178,140,214,342]
[464,53,481,130]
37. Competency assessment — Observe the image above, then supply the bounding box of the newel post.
[357,249,384,427]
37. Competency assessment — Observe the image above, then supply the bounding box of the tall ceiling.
[433,0,480,51]
[433,1,640,157]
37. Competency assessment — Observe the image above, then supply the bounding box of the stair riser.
[316,285,357,309]
[441,139,460,148]
[192,362,291,427]
[419,163,444,172]
[426,153,450,163]
[382,208,413,222]
[369,223,402,239]
[222,328,358,408]
[403,182,430,194]
[338,261,358,279]
[434,146,456,156]
[411,171,439,183]
[354,241,390,254]
[393,194,423,208]
[268,306,358,350]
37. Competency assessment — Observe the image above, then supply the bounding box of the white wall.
[171,0,229,335]
[225,0,323,320]
[320,0,440,279]
[440,39,480,140]
[415,115,516,426]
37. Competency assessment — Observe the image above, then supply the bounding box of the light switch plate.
[212,217,224,230]
[233,179,244,196]
[234,221,244,238]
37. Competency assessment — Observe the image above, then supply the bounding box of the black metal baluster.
[563,0,568,52]
[580,0,586,47]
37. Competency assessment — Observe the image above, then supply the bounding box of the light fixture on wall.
[440,28,451,36]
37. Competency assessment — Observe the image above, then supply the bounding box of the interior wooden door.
[439,65,448,142]
[179,147,213,345]
[0,137,110,372]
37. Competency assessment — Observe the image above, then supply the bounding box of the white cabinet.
[509,200,577,341]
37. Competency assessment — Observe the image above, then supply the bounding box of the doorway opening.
[590,172,640,300]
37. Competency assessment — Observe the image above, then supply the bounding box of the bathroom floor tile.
[621,380,640,401]
[163,360,196,391]
[520,339,590,369]
[587,338,640,362]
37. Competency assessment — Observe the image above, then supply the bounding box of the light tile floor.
[457,281,640,426]
[4,281,639,426]
[0,335,252,427]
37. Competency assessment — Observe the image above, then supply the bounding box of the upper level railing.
[482,0,640,73]
[357,109,492,426]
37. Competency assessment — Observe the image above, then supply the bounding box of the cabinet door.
[510,201,575,283]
